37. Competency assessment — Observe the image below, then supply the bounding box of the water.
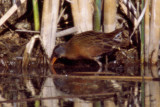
[0,60,159,107]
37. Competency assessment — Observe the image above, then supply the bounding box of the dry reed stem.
[122,0,137,17]
[0,72,158,81]
[71,0,94,33]
[56,27,77,37]
[22,35,40,68]
[16,27,78,37]
[53,75,158,81]
[39,8,60,107]
[104,0,117,33]
[40,0,60,58]
[144,0,150,63]
[71,71,117,75]
[119,0,137,26]
[103,2,117,106]
[0,0,26,26]
[17,0,27,17]
[148,0,160,64]
[129,0,149,43]
[69,1,94,102]
[119,0,148,32]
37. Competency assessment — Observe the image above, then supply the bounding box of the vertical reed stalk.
[93,0,101,31]
[141,0,145,99]
[40,1,60,106]
[40,0,59,58]
[103,1,117,106]
[141,0,145,64]
[148,0,160,64]
[71,0,94,33]
[103,0,117,33]
[71,1,94,106]
[32,0,40,31]
[17,0,27,18]
[144,0,150,63]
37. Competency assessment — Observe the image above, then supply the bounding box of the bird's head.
[51,43,66,65]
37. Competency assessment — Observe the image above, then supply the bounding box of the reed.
[103,1,117,106]
[40,0,59,58]
[0,0,26,26]
[71,0,94,33]
[141,0,145,64]
[93,0,101,31]
[144,0,150,63]
[93,3,102,106]
[148,0,160,64]
[70,1,94,106]
[119,0,137,26]
[103,0,117,33]
[32,0,40,31]
[17,0,27,17]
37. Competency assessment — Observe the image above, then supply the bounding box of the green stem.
[141,0,145,64]
[93,0,101,31]
[32,0,40,31]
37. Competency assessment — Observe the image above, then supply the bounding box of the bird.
[51,28,129,72]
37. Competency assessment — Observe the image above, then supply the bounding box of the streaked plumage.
[51,28,129,71]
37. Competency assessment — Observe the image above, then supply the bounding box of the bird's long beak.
[51,57,57,65]
[50,57,57,74]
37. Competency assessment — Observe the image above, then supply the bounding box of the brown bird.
[51,28,129,72]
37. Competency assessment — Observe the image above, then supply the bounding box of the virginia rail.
[51,28,129,72]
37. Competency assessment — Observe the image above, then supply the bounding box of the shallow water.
[0,61,159,107]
